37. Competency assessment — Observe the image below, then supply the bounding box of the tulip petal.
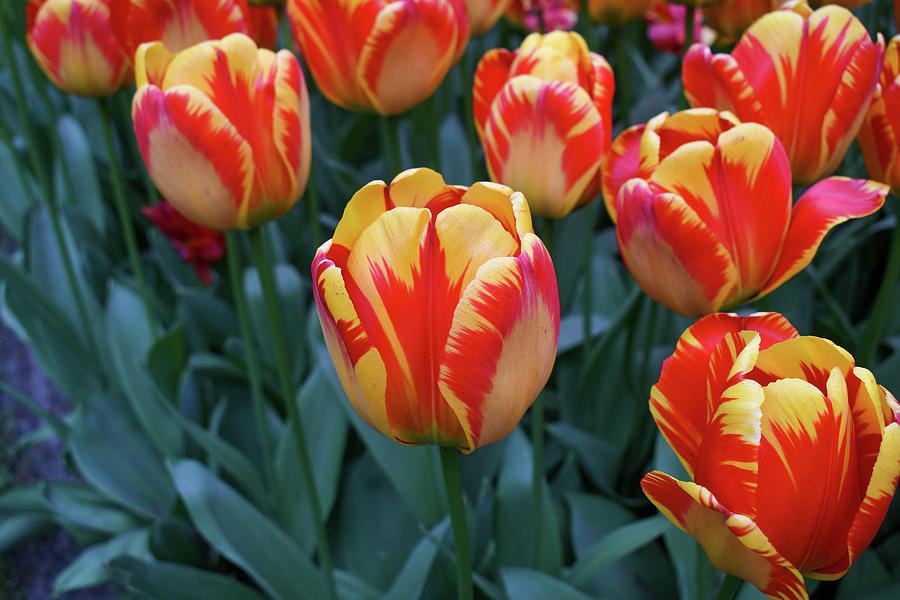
[473,47,515,139]
[359,0,457,115]
[439,231,559,451]
[682,44,766,125]
[588,52,614,145]
[857,91,896,186]
[601,123,645,223]
[387,167,466,211]
[756,177,887,299]
[329,180,389,266]
[845,368,899,491]
[459,182,520,243]
[650,123,792,299]
[756,370,860,573]
[752,336,854,392]
[272,49,311,205]
[653,108,741,161]
[651,312,798,477]
[484,76,605,218]
[615,179,738,317]
[641,472,807,600]
[132,84,252,230]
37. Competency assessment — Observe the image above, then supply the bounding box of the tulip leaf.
[44,481,141,536]
[334,569,383,600]
[146,325,188,401]
[53,528,151,596]
[70,393,176,520]
[0,137,32,240]
[244,262,306,379]
[55,114,104,233]
[148,518,206,568]
[110,556,266,600]
[546,423,621,492]
[0,513,54,553]
[557,313,610,355]
[501,567,594,600]
[383,519,450,600]
[170,459,327,600]
[438,113,472,185]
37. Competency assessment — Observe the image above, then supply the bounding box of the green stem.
[225,231,277,501]
[439,447,473,600]
[247,227,336,600]
[860,210,900,365]
[459,46,481,181]
[638,299,659,392]
[614,25,631,127]
[306,157,322,254]
[683,4,695,54]
[531,393,544,568]
[714,574,742,600]
[379,114,402,177]
[98,98,157,336]
[116,91,157,204]
[582,203,595,364]
[428,92,442,172]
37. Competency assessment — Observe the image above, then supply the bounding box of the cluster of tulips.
[20,0,900,599]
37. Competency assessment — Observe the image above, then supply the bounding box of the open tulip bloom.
[312,168,560,452]
[642,312,900,600]
[602,112,887,317]
[682,1,883,185]
[858,34,900,195]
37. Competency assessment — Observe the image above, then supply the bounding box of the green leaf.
[106,281,182,456]
[111,556,266,600]
[501,568,595,600]
[146,326,188,401]
[557,314,609,355]
[546,423,620,490]
[44,481,140,536]
[55,114,104,232]
[334,569,383,600]
[438,113,472,185]
[0,137,32,240]
[70,393,176,519]
[384,519,450,600]
[53,528,151,596]
[0,380,68,438]
[170,459,327,600]
[0,513,53,553]
[149,519,206,567]
[244,262,306,378]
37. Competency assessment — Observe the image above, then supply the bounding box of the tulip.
[642,312,900,600]
[143,200,226,285]
[504,0,579,32]
[26,0,130,97]
[285,0,465,115]
[464,0,514,36]
[701,0,780,43]
[110,0,261,61]
[858,35,900,195]
[683,1,884,184]
[473,31,614,218]
[132,33,311,231]
[312,168,560,452]
[248,5,280,50]
[587,0,655,27]
[643,1,705,54]
[608,118,886,317]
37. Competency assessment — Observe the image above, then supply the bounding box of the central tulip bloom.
[312,168,560,452]
[473,31,614,218]
[132,33,311,231]
[642,312,900,600]
[682,1,884,184]
[26,0,131,96]
[858,35,900,195]
[604,114,887,317]
[286,0,464,115]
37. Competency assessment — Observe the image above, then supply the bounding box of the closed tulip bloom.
[858,35,900,195]
[610,120,886,317]
[132,33,311,230]
[312,168,560,452]
[642,312,900,600]
[587,0,655,27]
[465,0,513,36]
[286,0,464,115]
[702,0,781,43]
[26,0,130,96]
[683,1,884,184]
[473,31,614,218]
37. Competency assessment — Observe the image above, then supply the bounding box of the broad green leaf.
[146,325,187,401]
[0,137,32,239]
[55,114,104,232]
[438,114,472,185]
[111,556,266,600]
[244,262,306,379]
[0,380,68,438]
[836,549,892,598]
[557,314,610,355]
[170,459,327,600]
[546,423,620,490]
[53,528,151,595]
[0,513,53,553]
[149,519,205,568]
[0,483,48,515]
[45,481,140,536]
[384,519,450,600]
[70,393,175,519]
[501,567,595,600]
[334,569,383,600]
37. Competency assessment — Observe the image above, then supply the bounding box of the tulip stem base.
[715,574,742,600]
[440,447,473,600]
[861,205,900,365]
[531,393,545,568]
[380,115,403,177]
[247,226,337,600]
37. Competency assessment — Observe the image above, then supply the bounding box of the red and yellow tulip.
[702,0,781,44]
[312,168,560,452]
[285,0,465,115]
[683,1,884,184]
[605,115,887,317]
[586,0,655,27]
[473,31,614,218]
[464,0,513,36]
[26,0,130,97]
[642,312,900,600]
[131,33,311,231]
[858,35,900,195]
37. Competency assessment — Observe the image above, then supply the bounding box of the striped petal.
[652,108,741,162]
[756,369,861,573]
[846,369,899,494]
[271,49,312,211]
[249,5,280,50]
[756,177,887,299]
[682,44,767,126]
[509,31,590,91]
[615,179,738,317]
[858,37,900,193]
[286,0,379,111]
[601,123,645,223]
[439,226,558,451]
[132,84,252,230]
[588,52,614,150]
[641,473,808,600]
[359,0,458,115]
[484,76,606,218]
[473,47,515,139]
[650,123,792,301]
[731,6,883,183]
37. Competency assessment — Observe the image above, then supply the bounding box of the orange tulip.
[605,115,887,317]
[683,1,884,184]
[587,0,655,27]
[464,0,513,36]
[643,312,900,600]
[132,33,311,230]
[702,0,780,43]
[858,35,900,195]
[312,168,560,452]
[473,31,614,218]
[285,0,466,115]
[26,0,130,97]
